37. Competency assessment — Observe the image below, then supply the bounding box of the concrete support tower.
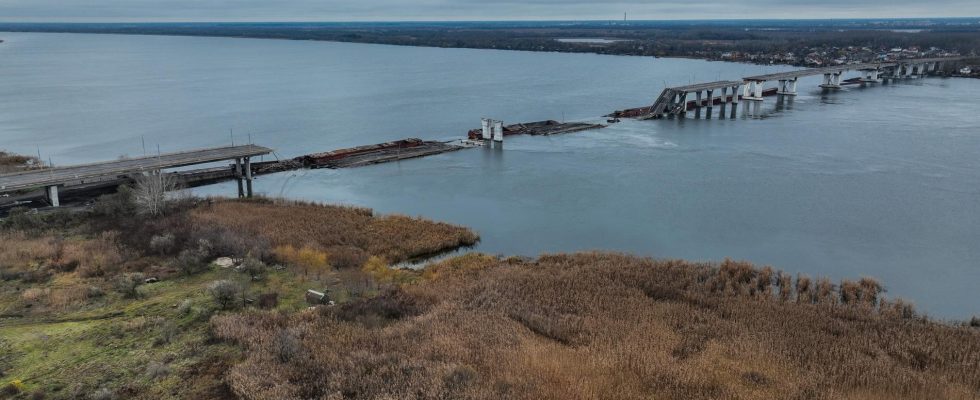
[777,78,798,95]
[820,72,843,89]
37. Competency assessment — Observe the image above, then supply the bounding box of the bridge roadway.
[0,144,272,204]
[742,57,962,82]
[644,56,964,120]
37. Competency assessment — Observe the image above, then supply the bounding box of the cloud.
[0,0,976,21]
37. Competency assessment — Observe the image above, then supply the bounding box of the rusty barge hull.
[307,141,464,169]
[467,120,605,140]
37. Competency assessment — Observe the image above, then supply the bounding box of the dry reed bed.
[190,199,478,263]
[214,253,980,400]
[0,150,44,174]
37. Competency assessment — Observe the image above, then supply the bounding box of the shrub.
[175,249,206,276]
[177,299,194,316]
[113,273,145,299]
[327,246,369,269]
[208,280,241,310]
[273,330,301,363]
[5,207,43,233]
[274,245,330,278]
[969,316,979,328]
[1,379,24,396]
[145,362,170,380]
[21,287,50,305]
[154,322,179,346]
[362,256,396,285]
[240,256,267,281]
[257,293,279,309]
[92,186,137,219]
[148,234,176,255]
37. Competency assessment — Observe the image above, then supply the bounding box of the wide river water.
[1,33,978,318]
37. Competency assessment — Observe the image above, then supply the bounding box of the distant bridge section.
[0,144,272,206]
[640,57,964,120]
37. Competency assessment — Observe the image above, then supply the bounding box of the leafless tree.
[133,171,184,216]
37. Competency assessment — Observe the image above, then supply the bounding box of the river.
[1,32,977,318]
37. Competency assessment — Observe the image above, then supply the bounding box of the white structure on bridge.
[481,118,504,146]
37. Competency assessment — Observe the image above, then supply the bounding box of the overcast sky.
[0,0,977,22]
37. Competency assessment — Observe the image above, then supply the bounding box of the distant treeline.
[1,21,979,62]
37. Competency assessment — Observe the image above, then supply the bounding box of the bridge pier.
[244,157,253,198]
[705,89,713,119]
[46,185,60,207]
[777,78,798,95]
[743,80,765,101]
[694,91,702,119]
[729,85,739,119]
[820,72,843,89]
[860,68,880,83]
[717,87,727,118]
[234,158,245,198]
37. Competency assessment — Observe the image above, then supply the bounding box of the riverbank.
[1,193,978,399]
[1,22,976,72]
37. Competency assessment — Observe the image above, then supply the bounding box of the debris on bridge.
[300,139,463,169]
[467,120,605,140]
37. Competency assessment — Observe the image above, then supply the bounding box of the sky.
[0,0,978,22]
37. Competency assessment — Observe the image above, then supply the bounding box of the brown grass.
[190,199,478,263]
[214,252,980,400]
[0,232,126,279]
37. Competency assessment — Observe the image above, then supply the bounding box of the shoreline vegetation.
[0,152,978,399]
[0,20,978,70]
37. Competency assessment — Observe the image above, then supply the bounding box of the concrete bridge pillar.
[481,119,491,140]
[678,92,688,117]
[694,91,702,119]
[705,89,714,119]
[234,157,245,198]
[821,72,842,89]
[717,87,727,118]
[860,69,880,83]
[744,80,764,101]
[46,185,60,207]
[244,156,253,198]
[730,85,739,119]
[777,78,798,95]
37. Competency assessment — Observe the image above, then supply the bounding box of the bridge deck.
[743,63,894,82]
[0,144,272,192]
[743,57,963,82]
[671,80,743,93]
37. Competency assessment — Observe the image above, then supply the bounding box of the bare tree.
[133,171,184,216]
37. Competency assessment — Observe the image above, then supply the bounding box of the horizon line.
[1,16,979,24]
